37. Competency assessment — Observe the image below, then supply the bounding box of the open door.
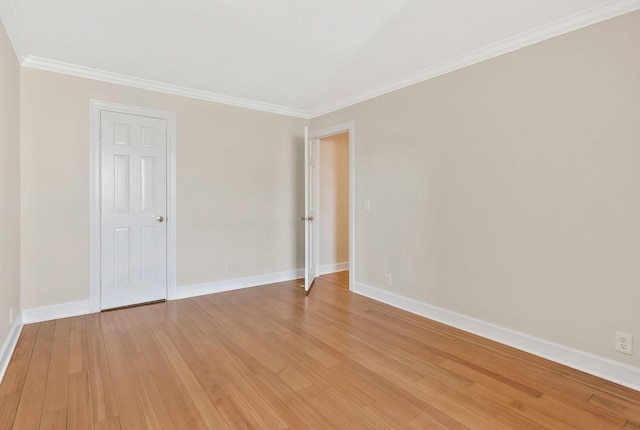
[303,126,318,294]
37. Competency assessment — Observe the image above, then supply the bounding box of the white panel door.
[101,111,167,309]
[304,126,318,293]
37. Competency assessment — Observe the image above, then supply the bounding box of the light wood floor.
[1,272,639,429]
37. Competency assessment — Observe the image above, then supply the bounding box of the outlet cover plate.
[615,331,633,355]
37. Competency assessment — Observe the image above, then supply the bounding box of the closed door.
[100,111,167,309]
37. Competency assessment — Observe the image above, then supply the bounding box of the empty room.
[1,0,639,428]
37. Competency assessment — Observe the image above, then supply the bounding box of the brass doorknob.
[157,216,165,223]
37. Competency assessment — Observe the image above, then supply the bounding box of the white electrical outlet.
[225,262,233,272]
[385,274,392,287]
[615,331,633,355]
[364,199,371,211]
[9,306,14,325]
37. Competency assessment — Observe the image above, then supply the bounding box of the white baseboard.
[19,269,305,323]
[22,300,92,324]
[177,268,304,300]
[352,281,640,392]
[319,262,350,275]
[0,312,23,383]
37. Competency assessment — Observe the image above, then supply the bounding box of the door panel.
[101,111,167,309]
[114,155,131,212]
[141,156,157,211]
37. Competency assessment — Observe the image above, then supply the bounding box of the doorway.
[310,122,355,290]
[318,132,350,276]
[89,100,177,311]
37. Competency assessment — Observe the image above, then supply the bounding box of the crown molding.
[21,55,310,119]
[10,1,640,119]
[0,0,27,61]
[308,0,640,118]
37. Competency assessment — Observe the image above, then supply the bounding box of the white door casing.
[90,100,177,312]
[304,126,318,292]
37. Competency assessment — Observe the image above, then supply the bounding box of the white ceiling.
[1,0,639,117]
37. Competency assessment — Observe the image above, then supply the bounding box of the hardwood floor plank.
[281,331,341,368]
[129,323,209,429]
[53,318,71,339]
[439,359,603,429]
[94,417,123,430]
[127,349,176,430]
[0,324,38,429]
[40,338,70,428]
[86,323,119,425]
[277,395,337,430]
[0,392,21,430]
[0,324,38,396]
[2,271,640,429]
[102,331,149,430]
[154,329,230,429]
[624,420,640,429]
[12,321,56,429]
[277,365,314,392]
[410,411,467,430]
[224,382,288,430]
[39,408,67,430]
[252,372,321,429]
[68,316,89,374]
[68,370,94,429]
[466,382,584,430]
[589,393,640,423]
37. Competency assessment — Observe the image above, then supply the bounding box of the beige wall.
[311,11,640,367]
[319,132,349,268]
[20,69,307,309]
[0,19,21,344]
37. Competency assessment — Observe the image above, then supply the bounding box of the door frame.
[89,100,177,312]
[310,121,355,291]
